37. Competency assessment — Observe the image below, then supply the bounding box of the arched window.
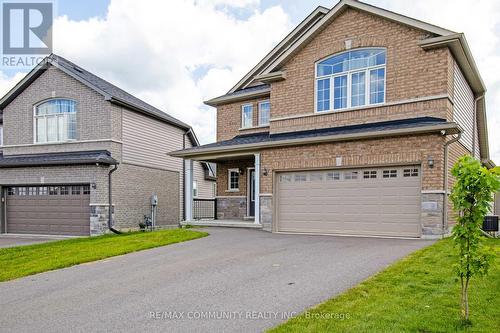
[34,99,77,143]
[316,48,386,112]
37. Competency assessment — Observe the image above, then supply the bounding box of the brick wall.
[216,159,254,197]
[216,97,270,141]
[113,162,179,228]
[271,8,451,122]
[3,66,114,153]
[259,134,445,193]
[271,98,452,134]
[214,7,454,138]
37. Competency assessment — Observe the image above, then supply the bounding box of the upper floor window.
[34,99,76,143]
[316,48,386,112]
[241,104,253,128]
[258,101,270,126]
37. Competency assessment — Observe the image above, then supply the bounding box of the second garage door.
[6,185,91,236]
[276,166,421,237]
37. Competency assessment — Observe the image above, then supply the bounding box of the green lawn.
[0,229,208,282]
[270,238,500,333]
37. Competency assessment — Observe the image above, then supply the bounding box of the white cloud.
[21,0,289,144]
[0,0,499,164]
[0,72,24,97]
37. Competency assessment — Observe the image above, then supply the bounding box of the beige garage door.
[276,166,421,237]
[6,185,91,236]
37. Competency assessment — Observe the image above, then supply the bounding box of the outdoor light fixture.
[91,183,97,189]
[263,168,269,176]
[239,168,245,175]
[427,156,434,168]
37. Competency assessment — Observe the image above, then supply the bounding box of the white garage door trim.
[275,166,422,238]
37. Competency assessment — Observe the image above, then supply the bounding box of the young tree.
[450,156,499,321]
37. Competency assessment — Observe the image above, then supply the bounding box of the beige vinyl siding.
[122,109,214,221]
[453,62,474,152]
[186,139,215,200]
[122,109,186,170]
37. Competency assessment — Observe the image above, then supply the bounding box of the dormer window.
[316,48,386,112]
[34,99,77,143]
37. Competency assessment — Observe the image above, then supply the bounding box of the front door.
[248,169,255,217]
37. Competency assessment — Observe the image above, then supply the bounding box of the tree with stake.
[450,156,499,322]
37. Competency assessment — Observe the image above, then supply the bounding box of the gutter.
[442,131,462,238]
[204,87,270,107]
[108,163,121,234]
[170,122,460,159]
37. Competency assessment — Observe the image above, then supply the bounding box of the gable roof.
[205,0,490,161]
[223,0,455,96]
[0,53,193,131]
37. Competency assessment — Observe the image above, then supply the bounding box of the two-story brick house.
[0,54,215,236]
[172,0,493,238]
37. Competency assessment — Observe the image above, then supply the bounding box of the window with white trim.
[193,181,198,198]
[316,48,386,112]
[34,99,77,143]
[228,169,239,191]
[258,101,270,126]
[241,104,253,128]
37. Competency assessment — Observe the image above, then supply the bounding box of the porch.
[183,152,266,229]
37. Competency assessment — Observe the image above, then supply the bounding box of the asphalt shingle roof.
[0,150,117,168]
[51,54,190,130]
[177,117,449,153]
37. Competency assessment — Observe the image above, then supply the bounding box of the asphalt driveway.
[0,228,432,333]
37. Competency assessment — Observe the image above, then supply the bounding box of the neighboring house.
[172,0,493,238]
[0,54,215,236]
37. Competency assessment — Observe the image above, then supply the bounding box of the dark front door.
[249,169,255,217]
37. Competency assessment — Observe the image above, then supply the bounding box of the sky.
[0,0,499,163]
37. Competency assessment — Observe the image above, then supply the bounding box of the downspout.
[108,163,121,234]
[472,94,484,158]
[443,131,462,238]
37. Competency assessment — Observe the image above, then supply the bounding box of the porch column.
[185,159,193,221]
[254,153,261,225]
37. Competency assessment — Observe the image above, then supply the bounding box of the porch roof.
[170,117,460,159]
[0,150,118,168]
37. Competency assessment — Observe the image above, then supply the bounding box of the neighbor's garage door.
[6,185,91,236]
[276,166,421,237]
